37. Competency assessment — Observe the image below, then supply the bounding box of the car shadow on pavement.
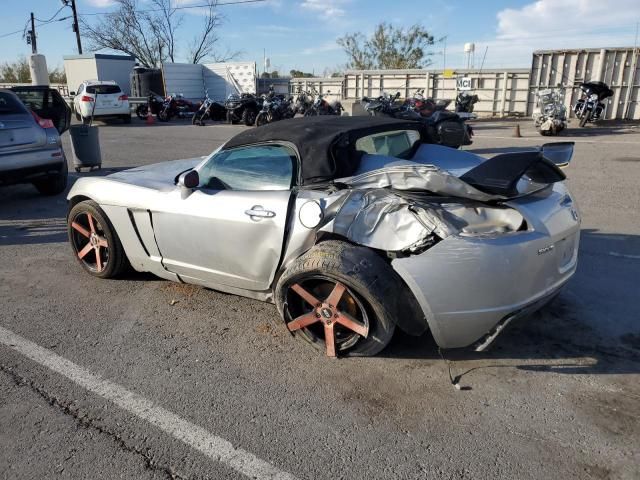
[381,228,640,380]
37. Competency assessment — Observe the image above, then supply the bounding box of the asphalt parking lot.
[1,117,639,479]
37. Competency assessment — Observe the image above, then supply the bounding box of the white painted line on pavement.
[0,325,296,480]
[608,251,640,260]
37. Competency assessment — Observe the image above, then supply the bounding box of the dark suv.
[1,87,71,195]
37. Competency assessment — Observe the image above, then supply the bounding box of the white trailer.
[64,53,136,95]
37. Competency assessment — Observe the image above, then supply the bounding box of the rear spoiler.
[460,142,574,197]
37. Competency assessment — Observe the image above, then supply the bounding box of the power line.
[78,0,267,16]
[35,5,67,24]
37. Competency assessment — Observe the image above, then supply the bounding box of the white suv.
[72,81,131,124]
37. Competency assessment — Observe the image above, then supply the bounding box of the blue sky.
[2,0,640,74]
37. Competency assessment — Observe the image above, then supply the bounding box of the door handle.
[245,206,276,219]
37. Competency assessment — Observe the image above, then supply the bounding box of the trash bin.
[69,124,102,172]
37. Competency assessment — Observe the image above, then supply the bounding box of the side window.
[355,129,421,158]
[199,144,296,191]
[77,84,84,94]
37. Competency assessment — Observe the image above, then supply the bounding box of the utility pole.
[70,0,83,54]
[30,12,37,53]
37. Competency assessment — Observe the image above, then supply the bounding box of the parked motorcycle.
[135,91,165,120]
[304,89,343,116]
[533,87,567,136]
[225,93,261,126]
[156,94,197,122]
[574,81,613,127]
[255,86,295,127]
[362,91,472,148]
[455,91,479,113]
[192,92,226,126]
[292,87,313,115]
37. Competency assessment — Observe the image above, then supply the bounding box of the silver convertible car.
[67,116,580,357]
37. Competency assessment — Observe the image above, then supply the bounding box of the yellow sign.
[443,69,455,78]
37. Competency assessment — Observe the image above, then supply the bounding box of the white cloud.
[84,0,116,7]
[497,0,640,40]
[301,40,340,55]
[458,0,640,68]
[300,0,347,17]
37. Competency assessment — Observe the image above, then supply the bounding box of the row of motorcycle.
[134,87,344,126]
[360,89,479,148]
[533,81,614,135]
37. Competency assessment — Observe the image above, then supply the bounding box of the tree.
[82,0,236,67]
[289,69,314,78]
[49,66,67,84]
[261,71,280,79]
[337,23,435,70]
[0,57,31,83]
[0,57,67,84]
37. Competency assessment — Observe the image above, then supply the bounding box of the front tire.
[242,108,257,126]
[68,200,128,279]
[275,240,416,357]
[136,105,149,120]
[579,110,590,127]
[255,112,268,127]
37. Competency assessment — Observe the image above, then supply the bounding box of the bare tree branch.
[187,1,223,64]
[81,0,231,66]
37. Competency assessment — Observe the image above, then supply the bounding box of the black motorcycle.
[292,87,313,115]
[135,91,164,120]
[255,87,295,127]
[574,81,613,127]
[225,93,261,126]
[192,92,226,126]
[362,91,472,148]
[455,91,479,113]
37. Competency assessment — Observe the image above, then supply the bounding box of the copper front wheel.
[67,200,128,278]
[285,276,370,357]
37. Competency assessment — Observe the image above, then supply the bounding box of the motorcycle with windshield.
[533,86,567,136]
[304,88,343,116]
[192,92,226,126]
[455,91,479,114]
[255,86,295,127]
[573,81,613,127]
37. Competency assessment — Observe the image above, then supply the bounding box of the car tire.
[68,200,129,279]
[34,159,68,196]
[242,108,256,126]
[275,240,416,357]
[75,110,81,121]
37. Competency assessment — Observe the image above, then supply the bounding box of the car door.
[151,143,297,292]
[10,86,71,134]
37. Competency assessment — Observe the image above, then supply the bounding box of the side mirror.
[177,169,199,189]
[541,142,574,168]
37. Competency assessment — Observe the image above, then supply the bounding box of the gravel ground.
[0,117,639,480]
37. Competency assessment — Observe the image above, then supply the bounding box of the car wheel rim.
[70,212,109,273]
[285,277,369,357]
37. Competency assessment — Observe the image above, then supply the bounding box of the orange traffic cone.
[146,112,155,125]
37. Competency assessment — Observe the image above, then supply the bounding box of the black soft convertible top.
[222,115,422,185]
